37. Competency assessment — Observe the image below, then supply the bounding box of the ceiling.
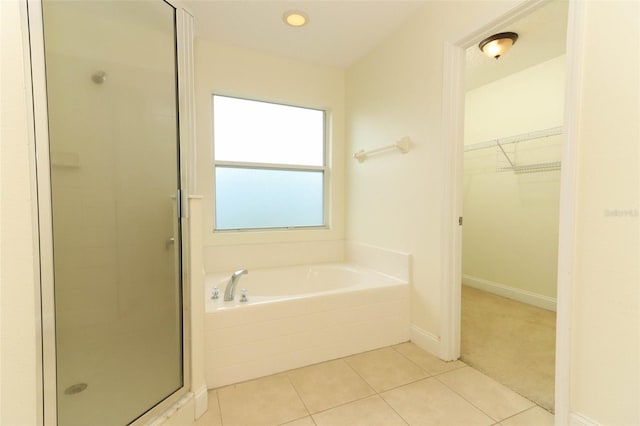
[184,1,427,68]
[184,0,568,89]
[465,0,568,90]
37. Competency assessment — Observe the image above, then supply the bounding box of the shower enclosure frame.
[25,0,196,424]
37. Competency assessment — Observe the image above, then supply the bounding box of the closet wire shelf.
[464,126,563,174]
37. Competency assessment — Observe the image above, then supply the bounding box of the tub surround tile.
[312,395,408,426]
[287,359,375,413]
[205,300,410,388]
[345,241,411,281]
[381,377,495,426]
[208,297,407,347]
[216,373,308,425]
[204,240,344,273]
[436,367,536,422]
[500,406,554,426]
[393,342,466,376]
[205,282,410,388]
[345,347,427,392]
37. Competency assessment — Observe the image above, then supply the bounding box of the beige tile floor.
[194,342,554,426]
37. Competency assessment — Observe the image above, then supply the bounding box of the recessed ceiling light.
[283,10,309,27]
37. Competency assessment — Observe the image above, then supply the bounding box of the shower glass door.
[41,1,183,424]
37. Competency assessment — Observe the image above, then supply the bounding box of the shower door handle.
[166,237,175,249]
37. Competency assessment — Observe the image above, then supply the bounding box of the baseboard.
[569,412,601,426]
[462,275,557,311]
[194,385,209,419]
[410,324,441,357]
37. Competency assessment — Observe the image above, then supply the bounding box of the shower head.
[91,71,107,84]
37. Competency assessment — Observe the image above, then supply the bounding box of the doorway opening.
[459,1,568,412]
[439,0,584,422]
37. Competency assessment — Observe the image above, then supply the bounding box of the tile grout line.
[456,364,553,417]
[431,367,538,424]
[453,357,548,412]
[497,405,543,425]
[324,357,412,426]
[282,371,315,426]
[431,367,503,423]
[286,344,473,425]
[389,343,469,377]
[389,344,436,376]
[341,347,421,426]
[375,390,411,426]
[216,342,549,426]
[382,346,467,426]
[213,389,225,426]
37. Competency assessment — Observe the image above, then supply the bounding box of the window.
[213,95,326,230]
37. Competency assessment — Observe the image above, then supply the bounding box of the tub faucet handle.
[239,289,248,303]
[211,287,220,300]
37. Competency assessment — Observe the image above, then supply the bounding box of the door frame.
[440,1,585,424]
[25,0,195,423]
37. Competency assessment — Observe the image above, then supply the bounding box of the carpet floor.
[461,285,556,412]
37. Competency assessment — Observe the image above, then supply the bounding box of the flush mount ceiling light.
[479,32,519,59]
[283,10,309,27]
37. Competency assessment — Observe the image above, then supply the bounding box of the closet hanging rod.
[353,137,411,163]
[464,126,563,152]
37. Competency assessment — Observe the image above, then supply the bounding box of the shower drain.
[64,383,88,395]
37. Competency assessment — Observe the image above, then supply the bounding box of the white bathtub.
[204,262,410,388]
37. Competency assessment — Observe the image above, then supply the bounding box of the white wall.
[465,56,566,145]
[347,0,639,424]
[569,1,639,424]
[346,0,524,351]
[194,39,346,272]
[463,55,565,306]
[0,1,41,424]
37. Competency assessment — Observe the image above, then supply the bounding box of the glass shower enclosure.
[39,0,185,423]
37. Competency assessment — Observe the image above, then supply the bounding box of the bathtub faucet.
[224,269,248,301]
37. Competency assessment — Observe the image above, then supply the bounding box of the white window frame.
[212,94,329,232]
